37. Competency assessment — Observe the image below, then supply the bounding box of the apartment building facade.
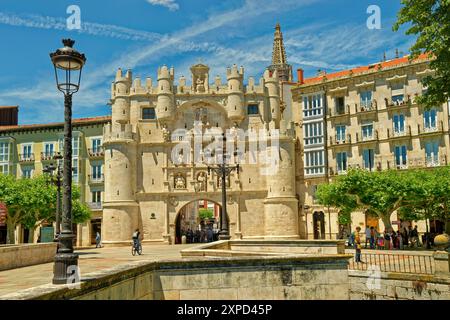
[0,116,109,245]
[292,54,450,239]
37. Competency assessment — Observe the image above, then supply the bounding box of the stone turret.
[156,65,175,121]
[111,68,132,124]
[103,67,139,246]
[264,69,281,127]
[226,64,245,122]
[263,128,298,239]
[102,122,138,246]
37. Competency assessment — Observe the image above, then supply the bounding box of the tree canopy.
[316,168,450,233]
[0,174,91,244]
[393,0,450,108]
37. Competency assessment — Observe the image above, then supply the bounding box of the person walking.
[402,227,409,247]
[365,226,371,249]
[410,226,420,248]
[95,232,101,248]
[398,231,403,250]
[354,227,363,263]
[384,229,391,250]
[369,226,376,249]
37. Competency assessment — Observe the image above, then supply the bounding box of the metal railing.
[355,100,378,113]
[348,253,434,275]
[387,125,412,139]
[87,202,102,210]
[418,120,444,135]
[88,147,104,158]
[329,134,352,146]
[41,151,55,161]
[18,153,35,162]
[88,174,104,184]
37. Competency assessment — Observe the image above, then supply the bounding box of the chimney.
[297,68,304,84]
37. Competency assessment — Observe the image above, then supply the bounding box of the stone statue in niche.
[196,78,205,93]
[196,171,207,191]
[162,124,171,142]
[174,173,186,189]
[217,175,230,188]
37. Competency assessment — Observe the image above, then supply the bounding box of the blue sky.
[0,0,415,124]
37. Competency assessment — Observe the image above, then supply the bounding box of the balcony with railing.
[355,130,379,144]
[18,153,35,163]
[328,167,347,176]
[327,104,350,118]
[41,151,56,161]
[384,156,409,170]
[385,95,412,109]
[329,134,352,147]
[386,125,412,140]
[88,147,104,159]
[87,202,102,210]
[418,120,444,136]
[408,155,447,168]
[88,174,104,184]
[355,100,378,114]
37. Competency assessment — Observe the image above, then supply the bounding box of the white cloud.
[147,0,180,11]
[0,12,161,42]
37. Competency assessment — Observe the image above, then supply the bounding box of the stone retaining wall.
[0,243,57,271]
[349,270,450,300]
[0,254,352,300]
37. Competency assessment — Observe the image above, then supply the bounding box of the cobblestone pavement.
[0,244,197,297]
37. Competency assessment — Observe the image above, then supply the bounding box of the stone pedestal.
[53,253,79,285]
[433,251,450,276]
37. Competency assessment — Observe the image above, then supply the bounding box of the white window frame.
[393,114,405,135]
[336,152,347,174]
[361,122,374,140]
[336,125,346,142]
[21,166,33,179]
[394,145,408,169]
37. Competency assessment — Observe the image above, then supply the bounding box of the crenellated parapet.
[109,63,283,130]
[103,123,136,144]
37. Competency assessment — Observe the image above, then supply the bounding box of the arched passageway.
[175,199,227,244]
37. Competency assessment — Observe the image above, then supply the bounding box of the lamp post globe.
[50,39,86,285]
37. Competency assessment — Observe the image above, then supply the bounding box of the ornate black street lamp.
[42,153,63,241]
[50,39,86,284]
[207,133,239,240]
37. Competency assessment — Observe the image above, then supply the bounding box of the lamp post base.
[52,253,79,285]
[218,232,231,241]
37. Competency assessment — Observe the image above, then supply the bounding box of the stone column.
[163,199,171,244]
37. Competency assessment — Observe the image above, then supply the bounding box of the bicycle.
[131,239,142,256]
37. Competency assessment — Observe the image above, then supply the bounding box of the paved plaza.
[0,244,197,297]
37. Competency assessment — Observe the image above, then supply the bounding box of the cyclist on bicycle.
[132,229,141,249]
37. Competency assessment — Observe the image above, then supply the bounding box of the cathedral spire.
[268,23,292,82]
[272,23,287,65]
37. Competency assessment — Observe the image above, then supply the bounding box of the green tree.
[0,174,91,244]
[198,208,214,221]
[341,169,419,231]
[393,0,450,109]
[0,174,26,244]
[401,167,450,233]
[315,182,357,225]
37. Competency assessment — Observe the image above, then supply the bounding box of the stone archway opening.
[175,199,225,244]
